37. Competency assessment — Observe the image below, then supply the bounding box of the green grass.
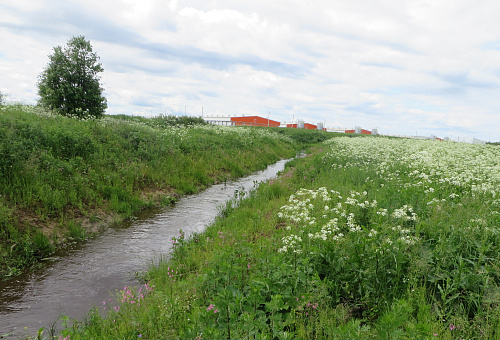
[54,136,500,339]
[1,104,336,278]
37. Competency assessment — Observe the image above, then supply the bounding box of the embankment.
[0,104,331,277]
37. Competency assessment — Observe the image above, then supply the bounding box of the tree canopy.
[37,36,107,119]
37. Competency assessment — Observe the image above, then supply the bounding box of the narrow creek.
[0,158,291,338]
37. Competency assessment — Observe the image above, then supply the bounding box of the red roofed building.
[286,123,319,129]
[231,116,280,127]
[345,129,372,135]
[304,123,317,130]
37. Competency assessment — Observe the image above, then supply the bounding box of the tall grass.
[57,136,500,339]
[0,104,319,277]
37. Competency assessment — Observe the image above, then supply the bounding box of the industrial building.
[202,115,377,134]
[286,120,320,130]
[230,116,281,127]
[200,114,491,142]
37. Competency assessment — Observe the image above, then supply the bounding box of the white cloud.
[1,0,500,141]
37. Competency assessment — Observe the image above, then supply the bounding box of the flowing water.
[0,159,290,338]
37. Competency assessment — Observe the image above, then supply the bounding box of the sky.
[1,0,500,141]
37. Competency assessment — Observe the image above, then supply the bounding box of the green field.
[52,136,500,339]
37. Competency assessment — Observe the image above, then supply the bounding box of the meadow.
[0,104,323,278]
[55,136,500,339]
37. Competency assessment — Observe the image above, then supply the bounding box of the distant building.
[203,114,233,126]
[345,128,372,135]
[285,122,321,130]
[326,128,349,133]
[230,116,280,127]
[304,123,317,130]
[326,127,377,134]
[202,115,374,134]
[454,137,486,144]
[203,115,280,127]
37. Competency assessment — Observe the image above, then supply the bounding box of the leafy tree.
[37,35,107,119]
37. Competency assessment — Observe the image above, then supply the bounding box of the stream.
[0,158,290,338]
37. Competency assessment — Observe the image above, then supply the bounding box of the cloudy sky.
[1,0,500,141]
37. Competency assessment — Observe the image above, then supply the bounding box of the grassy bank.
[0,104,325,278]
[56,136,500,339]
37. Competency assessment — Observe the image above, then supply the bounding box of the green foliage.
[111,114,207,127]
[37,35,107,119]
[270,126,336,145]
[57,136,500,339]
[67,221,87,241]
[0,104,302,277]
